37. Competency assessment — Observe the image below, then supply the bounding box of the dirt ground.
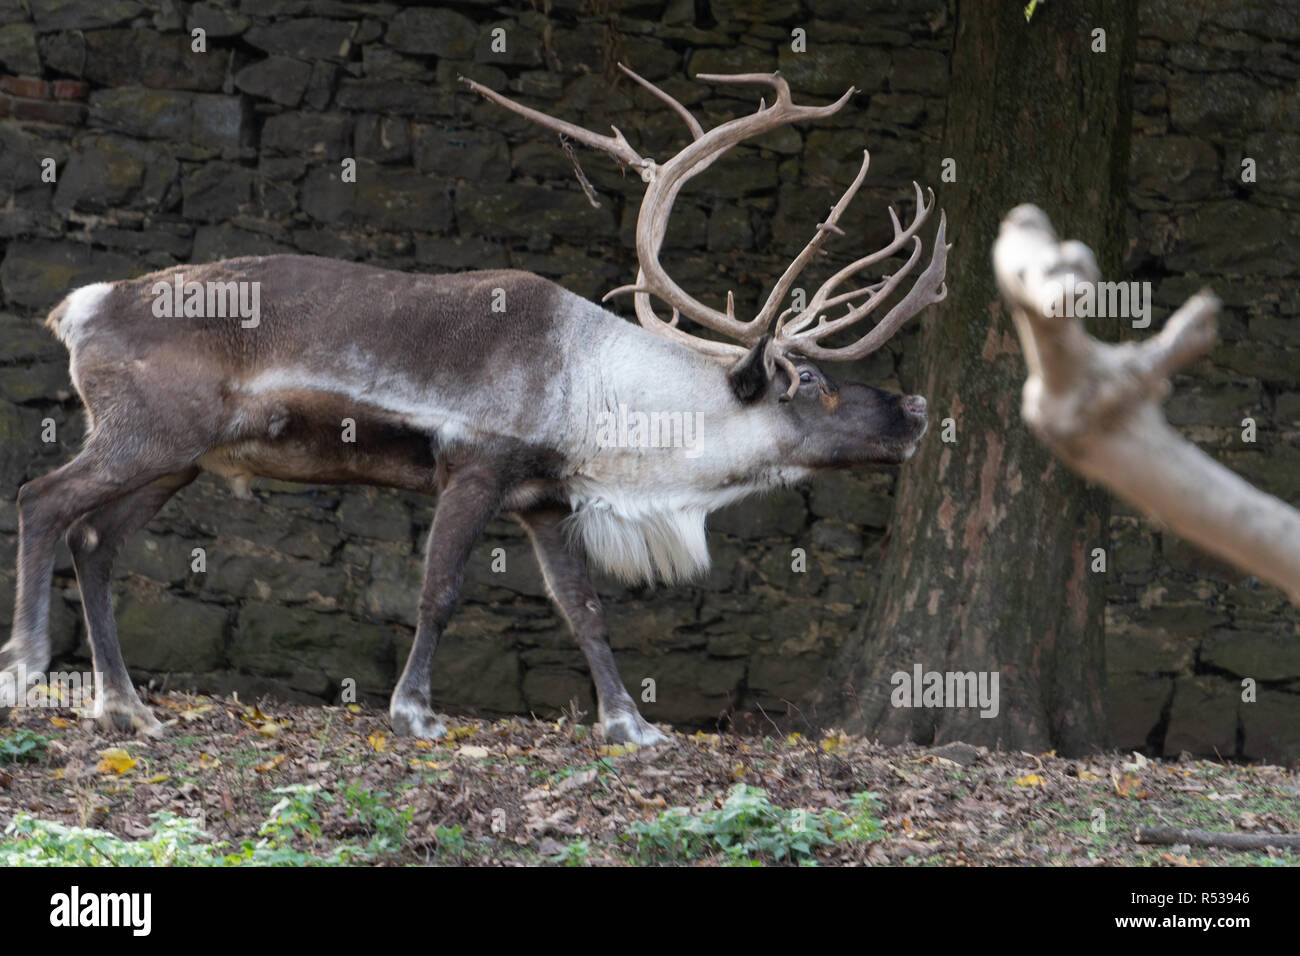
[2,691,1297,866]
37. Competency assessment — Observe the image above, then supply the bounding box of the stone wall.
[1107,0,1300,761]
[0,0,1295,759]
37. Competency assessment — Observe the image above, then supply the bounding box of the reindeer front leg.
[517,508,670,746]
[390,466,502,739]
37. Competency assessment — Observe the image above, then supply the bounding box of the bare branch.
[1135,826,1300,851]
[994,203,1300,605]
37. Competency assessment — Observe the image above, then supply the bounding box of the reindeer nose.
[904,394,927,415]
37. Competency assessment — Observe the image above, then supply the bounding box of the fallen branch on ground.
[1134,825,1300,851]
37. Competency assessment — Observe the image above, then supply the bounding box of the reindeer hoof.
[1,646,51,725]
[100,703,163,738]
[602,711,671,746]
[390,698,447,740]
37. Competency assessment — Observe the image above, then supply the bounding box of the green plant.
[0,782,411,866]
[212,783,348,865]
[629,784,883,864]
[562,839,590,867]
[0,729,49,765]
[340,782,413,857]
[434,824,468,862]
[261,783,328,841]
[1,812,213,866]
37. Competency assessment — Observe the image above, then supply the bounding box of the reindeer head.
[726,334,930,467]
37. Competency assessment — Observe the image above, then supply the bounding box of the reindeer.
[2,67,948,745]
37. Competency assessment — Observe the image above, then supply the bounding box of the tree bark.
[817,1,1138,754]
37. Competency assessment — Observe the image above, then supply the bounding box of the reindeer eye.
[799,371,814,384]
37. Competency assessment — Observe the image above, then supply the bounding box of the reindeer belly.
[198,389,441,495]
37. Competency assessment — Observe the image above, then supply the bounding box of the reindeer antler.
[460,66,949,393]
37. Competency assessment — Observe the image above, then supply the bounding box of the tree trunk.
[817,0,1138,754]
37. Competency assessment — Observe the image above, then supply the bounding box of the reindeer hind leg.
[390,466,503,739]
[65,468,200,736]
[3,423,209,717]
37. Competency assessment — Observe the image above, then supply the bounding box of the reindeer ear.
[728,335,772,404]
